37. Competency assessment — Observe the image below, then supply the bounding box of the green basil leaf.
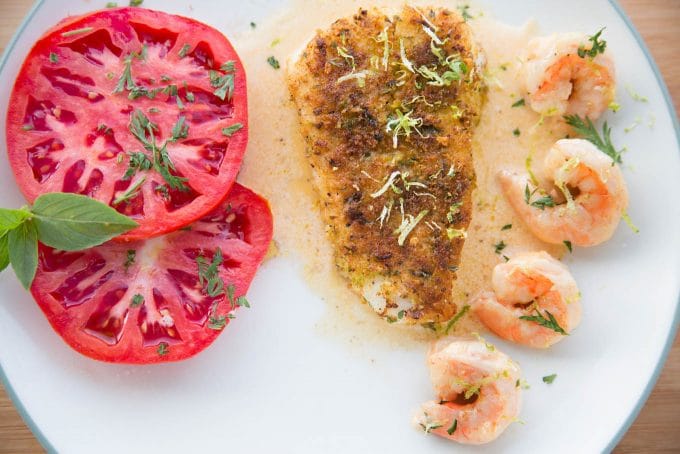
[0,233,9,272]
[0,208,30,231]
[8,221,38,289]
[31,193,138,251]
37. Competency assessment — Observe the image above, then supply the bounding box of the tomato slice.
[6,7,248,241]
[30,183,272,363]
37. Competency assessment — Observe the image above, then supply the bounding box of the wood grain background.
[0,0,678,452]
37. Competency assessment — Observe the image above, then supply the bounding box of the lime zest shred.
[395,210,429,246]
[554,157,580,212]
[622,211,639,233]
[446,228,467,240]
[336,70,370,87]
[385,109,425,148]
[399,38,415,73]
[422,24,444,46]
[376,200,394,228]
[625,84,648,103]
[525,154,539,187]
[373,27,391,71]
[371,171,402,198]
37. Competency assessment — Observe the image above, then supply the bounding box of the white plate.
[0,1,678,453]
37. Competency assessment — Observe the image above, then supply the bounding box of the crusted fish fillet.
[288,6,485,323]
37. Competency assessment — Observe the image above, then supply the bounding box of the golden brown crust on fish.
[288,6,485,323]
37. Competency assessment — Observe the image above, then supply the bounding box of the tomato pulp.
[31,184,273,363]
[6,7,248,241]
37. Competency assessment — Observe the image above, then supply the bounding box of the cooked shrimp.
[498,139,628,247]
[522,32,615,120]
[413,337,522,444]
[470,251,581,348]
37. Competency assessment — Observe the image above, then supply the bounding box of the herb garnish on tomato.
[6,7,249,241]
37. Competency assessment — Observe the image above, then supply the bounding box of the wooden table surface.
[0,0,678,452]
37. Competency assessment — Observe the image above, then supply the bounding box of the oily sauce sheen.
[234,0,563,343]
[287,6,484,323]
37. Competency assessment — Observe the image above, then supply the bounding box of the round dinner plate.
[0,1,678,453]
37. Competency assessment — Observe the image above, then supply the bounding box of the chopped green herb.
[61,27,94,37]
[21,125,34,131]
[447,419,458,436]
[494,241,507,254]
[222,123,244,137]
[124,249,136,270]
[154,149,186,191]
[49,52,58,63]
[226,283,235,305]
[139,44,148,62]
[513,128,521,137]
[236,296,250,308]
[457,4,473,21]
[196,249,225,297]
[157,342,169,356]
[578,28,607,59]
[208,313,233,330]
[446,202,462,223]
[563,240,573,253]
[564,114,622,163]
[221,61,236,72]
[517,379,531,390]
[113,177,146,206]
[267,56,280,69]
[501,224,512,231]
[444,305,470,334]
[106,2,118,7]
[148,107,160,114]
[519,309,567,335]
[250,22,256,29]
[524,184,531,204]
[128,109,157,148]
[129,0,143,5]
[512,98,525,108]
[170,116,189,142]
[178,43,191,58]
[398,310,406,320]
[531,195,555,210]
[122,152,153,180]
[524,184,556,210]
[271,38,281,47]
[128,110,189,192]
[113,54,136,95]
[130,294,144,307]
[209,63,236,101]
[542,374,557,384]
[420,421,443,434]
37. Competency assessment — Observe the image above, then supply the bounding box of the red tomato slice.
[6,7,248,241]
[30,183,273,364]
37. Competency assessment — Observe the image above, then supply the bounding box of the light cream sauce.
[232,1,567,349]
